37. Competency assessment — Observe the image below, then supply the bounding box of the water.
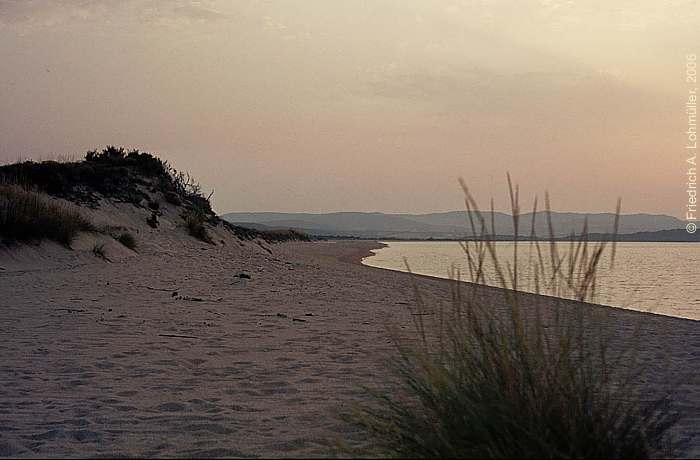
[363,241,700,321]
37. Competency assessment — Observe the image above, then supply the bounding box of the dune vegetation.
[351,177,679,459]
[0,184,94,247]
[0,146,310,247]
[116,232,137,251]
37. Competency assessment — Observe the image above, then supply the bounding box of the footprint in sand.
[94,361,115,369]
[115,390,138,397]
[182,423,234,435]
[27,428,65,441]
[0,440,27,456]
[157,402,187,412]
[68,429,101,442]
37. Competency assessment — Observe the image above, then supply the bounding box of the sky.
[0,1,698,216]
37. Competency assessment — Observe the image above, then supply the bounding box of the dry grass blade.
[0,184,93,246]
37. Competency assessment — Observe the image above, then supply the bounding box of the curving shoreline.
[361,240,700,320]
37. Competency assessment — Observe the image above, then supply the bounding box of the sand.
[0,233,698,457]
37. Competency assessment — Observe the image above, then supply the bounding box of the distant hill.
[222,211,689,240]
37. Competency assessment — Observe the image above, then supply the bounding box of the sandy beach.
[0,235,698,458]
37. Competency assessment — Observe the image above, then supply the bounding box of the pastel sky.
[1,1,697,216]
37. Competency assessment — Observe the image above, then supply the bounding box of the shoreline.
[319,236,699,243]
[331,240,387,265]
[358,240,700,323]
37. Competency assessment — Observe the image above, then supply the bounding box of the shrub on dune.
[0,146,216,216]
[258,228,311,242]
[116,232,137,250]
[221,221,311,243]
[183,210,213,244]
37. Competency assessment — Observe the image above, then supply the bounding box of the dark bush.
[116,232,137,250]
[164,191,181,206]
[258,228,311,242]
[0,147,213,213]
[85,146,168,177]
[146,212,159,229]
[222,221,311,243]
[0,147,220,241]
[0,152,158,206]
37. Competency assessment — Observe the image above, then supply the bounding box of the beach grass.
[183,210,213,243]
[0,184,93,247]
[351,176,679,458]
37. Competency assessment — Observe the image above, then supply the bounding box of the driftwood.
[137,285,180,292]
[158,333,199,339]
[175,295,223,302]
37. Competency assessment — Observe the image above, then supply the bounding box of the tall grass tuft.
[0,184,93,246]
[116,232,137,250]
[183,210,213,244]
[352,175,678,458]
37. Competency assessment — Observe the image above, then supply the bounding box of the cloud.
[0,0,228,29]
[0,0,87,27]
[172,3,225,22]
[353,60,664,125]
[359,64,488,101]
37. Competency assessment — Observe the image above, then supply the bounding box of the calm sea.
[362,241,700,321]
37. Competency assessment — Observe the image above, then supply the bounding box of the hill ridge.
[222,210,688,240]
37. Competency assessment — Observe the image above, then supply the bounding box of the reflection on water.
[363,241,700,321]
